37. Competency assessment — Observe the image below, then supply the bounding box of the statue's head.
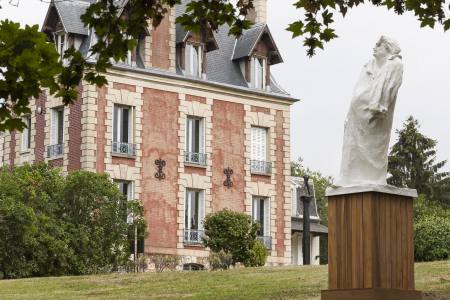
[373,35,401,59]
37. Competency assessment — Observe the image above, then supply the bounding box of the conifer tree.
[388,116,449,199]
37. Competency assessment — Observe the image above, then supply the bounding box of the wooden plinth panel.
[321,288,422,300]
[327,192,414,290]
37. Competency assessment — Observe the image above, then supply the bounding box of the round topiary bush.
[414,215,450,262]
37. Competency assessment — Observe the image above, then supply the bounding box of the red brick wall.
[151,12,171,70]
[34,92,46,162]
[251,106,270,114]
[96,86,107,173]
[186,94,206,104]
[211,100,245,212]
[111,156,135,167]
[141,88,179,250]
[113,82,136,93]
[275,110,286,257]
[251,174,271,184]
[185,166,206,176]
[68,85,83,172]
[49,157,63,168]
[9,131,15,166]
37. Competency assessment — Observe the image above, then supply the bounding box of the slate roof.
[53,0,93,35]
[43,0,295,100]
[232,23,266,60]
[291,220,328,235]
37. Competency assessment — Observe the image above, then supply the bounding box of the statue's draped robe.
[337,56,403,186]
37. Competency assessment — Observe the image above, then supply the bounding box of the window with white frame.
[112,104,135,156]
[250,126,271,174]
[184,189,205,244]
[185,43,202,77]
[185,116,206,165]
[252,196,271,249]
[115,180,134,224]
[21,115,31,152]
[250,56,266,89]
[54,31,68,61]
[48,107,64,158]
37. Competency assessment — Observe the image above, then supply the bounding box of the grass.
[0,261,449,300]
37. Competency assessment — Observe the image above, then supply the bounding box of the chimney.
[246,0,267,24]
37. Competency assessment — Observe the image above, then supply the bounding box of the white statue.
[336,36,404,187]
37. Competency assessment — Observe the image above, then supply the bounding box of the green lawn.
[0,261,449,300]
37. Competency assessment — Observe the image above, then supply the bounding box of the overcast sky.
[1,0,449,179]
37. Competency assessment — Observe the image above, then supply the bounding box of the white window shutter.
[250,57,255,88]
[50,109,57,145]
[251,127,267,161]
[113,105,118,142]
[198,190,205,230]
[186,118,192,152]
[185,190,190,229]
[199,119,204,153]
[264,198,270,237]
[185,44,192,75]
[128,108,133,143]
[252,197,257,221]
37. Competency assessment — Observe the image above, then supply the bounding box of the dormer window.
[185,43,203,77]
[54,31,67,61]
[251,56,266,89]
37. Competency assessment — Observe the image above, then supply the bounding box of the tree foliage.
[1,0,450,131]
[414,214,450,262]
[202,209,263,266]
[0,164,145,279]
[388,116,449,205]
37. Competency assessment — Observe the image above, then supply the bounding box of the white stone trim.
[104,84,143,202]
[176,93,213,249]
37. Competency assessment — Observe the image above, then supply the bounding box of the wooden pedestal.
[321,187,420,299]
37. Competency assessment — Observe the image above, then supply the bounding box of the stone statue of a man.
[336,36,403,187]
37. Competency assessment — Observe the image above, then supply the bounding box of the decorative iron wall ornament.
[155,159,166,180]
[223,167,233,188]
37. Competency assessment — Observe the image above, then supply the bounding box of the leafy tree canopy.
[388,116,449,206]
[0,164,146,278]
[1,0,449,131]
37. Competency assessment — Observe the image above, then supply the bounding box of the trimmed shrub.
[209,250,233,270]
[414,215,450,262]
[203,209,260,266]
[245,240,268,267]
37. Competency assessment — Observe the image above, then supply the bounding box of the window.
[250,126,271,174]
[48,107,64,158]
[54,32,67,61]
[184,189,205,244]
[113,104,135,156]
[252,196,271,249]
[185,43,202,77]
[251,56,266,89]
[115,180,134,224]
[185,117,206,165]
[21,116,31,152]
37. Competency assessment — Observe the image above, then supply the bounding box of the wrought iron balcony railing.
[47,144,63,158]
[256,236,272,250]
[250,160,272,174]
[112,141,136,156]
[184,152,207,166]
[184,229,204,245]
